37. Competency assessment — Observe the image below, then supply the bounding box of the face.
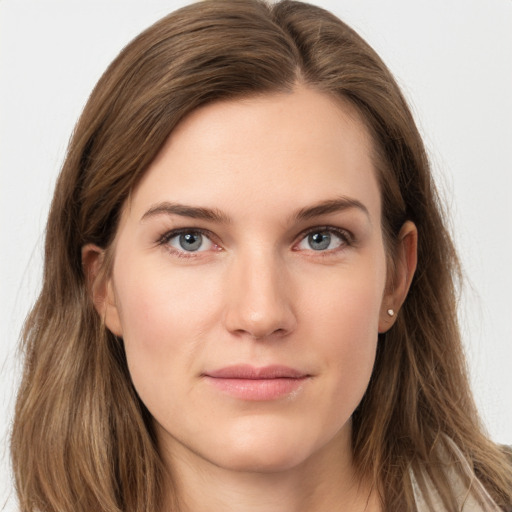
[100,87,400,474]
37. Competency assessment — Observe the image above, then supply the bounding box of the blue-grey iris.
[179,232,203,251]
[308,232,330,250]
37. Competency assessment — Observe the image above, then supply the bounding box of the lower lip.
[204,376,309,401]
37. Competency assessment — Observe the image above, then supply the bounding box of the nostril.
[251,327,289,341]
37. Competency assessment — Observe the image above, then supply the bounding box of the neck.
[160,427,381,512]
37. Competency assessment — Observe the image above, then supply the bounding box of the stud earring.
[387,309,395,317]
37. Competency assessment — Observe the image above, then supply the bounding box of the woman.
[10,0,512,511]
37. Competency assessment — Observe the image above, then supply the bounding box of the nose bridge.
[223,245,296,339]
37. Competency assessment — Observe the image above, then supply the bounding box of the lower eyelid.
[295,228,353,249]
[172,235,211,252]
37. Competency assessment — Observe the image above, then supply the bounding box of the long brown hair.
[11,1,512,511]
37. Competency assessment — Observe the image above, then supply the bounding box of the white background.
[1,0,511,509]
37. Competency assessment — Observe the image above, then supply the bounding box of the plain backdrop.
[1,0,511,509]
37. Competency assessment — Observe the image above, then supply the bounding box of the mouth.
[202,365,311,401]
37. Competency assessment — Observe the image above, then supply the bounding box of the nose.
[222,250,297,340]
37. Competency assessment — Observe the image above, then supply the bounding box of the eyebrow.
[141,201,231,223]
[141,196,370,224]
[292,197,370,222]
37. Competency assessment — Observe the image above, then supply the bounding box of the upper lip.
[203,365,308,379]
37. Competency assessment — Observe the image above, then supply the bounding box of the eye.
[295,228,349,252]
[161,229,217,254]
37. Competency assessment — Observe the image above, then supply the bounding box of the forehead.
[125,86,380,224]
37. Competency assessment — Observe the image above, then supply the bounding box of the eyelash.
[292,226,354,258]
[157,228,219,259]
[156,225,354,257]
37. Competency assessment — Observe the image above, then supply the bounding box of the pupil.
[309,232,330,251]
[179,232,202,251]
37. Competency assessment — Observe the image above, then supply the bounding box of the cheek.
[114,254,221,339]
[302,253,386,405]
[304,251,386,343]
[111,258,223,405]
[325,290,379,399]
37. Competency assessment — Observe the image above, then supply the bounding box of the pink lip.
[203,365,310,401]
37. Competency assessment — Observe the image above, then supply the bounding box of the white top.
[411,439,502,511]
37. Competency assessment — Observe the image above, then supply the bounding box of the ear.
[378,221,418,333]
[81,243,123,337]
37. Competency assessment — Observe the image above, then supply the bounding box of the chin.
[202,419,337,474]
[211,443,311,474]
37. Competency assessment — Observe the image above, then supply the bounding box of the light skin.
[84,86,417,512]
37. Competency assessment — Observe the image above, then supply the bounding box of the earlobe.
[81,244,123,337]
[378,221,418,333]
